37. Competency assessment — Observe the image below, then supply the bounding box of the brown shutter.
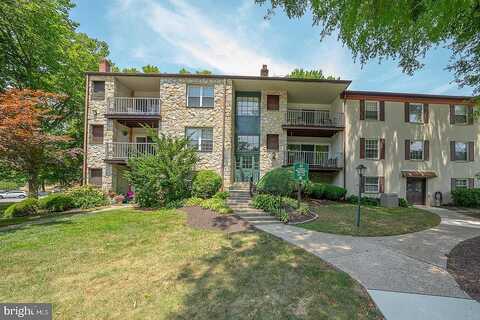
[468,106,474,125]
[360,138,365,159]
[380,138,385,160]
[359,100,365,120]
[450,104,455,124]
[267,95,280,111]
[379,101,385,121]
[451,178,456,191]
[266,134,279,151]
[379,177,385,193]
[423,104,429,123]
[469,178,475,189]
[405,139,411,160]
[424,140,429,161]
[450,141,456,161]
[404,102,410,122]
[469,141,474,161]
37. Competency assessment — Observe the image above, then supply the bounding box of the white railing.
[284,151,343,168]
[285,109,344,127]
[105,143,156,160]
[107,97,160,115]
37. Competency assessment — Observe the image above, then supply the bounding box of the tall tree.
[256,0,480,94]
[142,64,160,73]
[0,89,75,197]
[288,68,339,80]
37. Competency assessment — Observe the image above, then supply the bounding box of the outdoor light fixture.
[355,164,367,229]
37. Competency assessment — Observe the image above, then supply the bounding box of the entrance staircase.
[227,183,281,225]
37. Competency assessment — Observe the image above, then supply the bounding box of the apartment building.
[84,59,477,206]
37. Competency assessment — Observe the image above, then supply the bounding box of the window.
[91,125,104,144]
[410,140,424,160]
[187,85,214,107]
[237,96,260,116]
[237,135,259,152]
[267,95,280,111]
[455,179,468,189]
[365,101,379,120]
[185,127,213,152]
[454,105,468,124]
[364,177,379,193]
[365,139,379,160]
[266,134,279,151]
[409,103,423,123]
[454,142,468,161]
[89,168,102,186]
[92,81,105,100]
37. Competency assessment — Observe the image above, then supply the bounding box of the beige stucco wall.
[344,99,480,204]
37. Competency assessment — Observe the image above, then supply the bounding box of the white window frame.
[454,141,468,161]
[365,139,379,160]
[185,127,213,152]
[409,140,424,161]
[365,101,379,121]
[409,103,424,123]
[187,84,214,108]
[454,105,468,124]
[455,178,468,189]
[364,176,379,193]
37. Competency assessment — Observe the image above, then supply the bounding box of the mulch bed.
[447,236,480,301]
[288,211,317,224]
[181,206,253,233]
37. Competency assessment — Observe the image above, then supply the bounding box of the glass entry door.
[235,153,260,182]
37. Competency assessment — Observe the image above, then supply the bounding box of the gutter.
[82,74,89,185]
[221,79,227,189]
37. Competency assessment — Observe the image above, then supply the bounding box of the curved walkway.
[252,206,480,320]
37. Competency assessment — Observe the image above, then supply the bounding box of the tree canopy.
[288,68,339,80]
[257,0,480,94]
[142,64,160,73]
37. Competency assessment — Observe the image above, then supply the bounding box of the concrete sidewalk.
[253,206,480,320]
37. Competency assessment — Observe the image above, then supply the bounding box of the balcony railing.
[107,97,160,115]
[284,109,344,128]
[105,142,156,160]
[283,150,343,169]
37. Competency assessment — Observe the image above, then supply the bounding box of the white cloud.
[115,0,294,75]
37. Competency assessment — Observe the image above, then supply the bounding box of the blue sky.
[71,0,473,96]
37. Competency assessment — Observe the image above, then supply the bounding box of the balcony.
[283,150,343,171]
[105,142,156,163]
[106,97,161,119]
[283,110,344,137]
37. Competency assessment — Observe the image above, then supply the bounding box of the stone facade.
[259,89,288,177]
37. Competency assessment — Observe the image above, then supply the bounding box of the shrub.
[192,170,222,199]
[184,197,204,207]
[398,198,409,207]
[213,191,229,200]
[39,194,74,212]
[297,203,310,215]
[304,182,325,199]
[252,194,300,223]
[451,188,480,207]
[4,198,39,218]
[323,185,347,201]
[347,195,379,206]
[202,198,233,214]
[66,186,109,209]
[256,167,297,196]
[126,131,198,207]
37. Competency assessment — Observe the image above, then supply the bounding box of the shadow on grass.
[166,231,382,320]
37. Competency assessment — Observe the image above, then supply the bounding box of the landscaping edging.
[288,212,318,225]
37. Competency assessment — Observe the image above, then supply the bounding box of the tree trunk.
[41,180,46,192]
[28,175,39,198]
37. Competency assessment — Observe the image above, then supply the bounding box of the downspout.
[82,74,90,185]
[221,79,227,190]
[342,93,347,190]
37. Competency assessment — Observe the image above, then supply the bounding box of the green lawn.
[302,202,440,236]
[0,208,382,319]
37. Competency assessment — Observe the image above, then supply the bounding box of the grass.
[301,202,441,236]
[0,202,12,215]
[0,208,382,319]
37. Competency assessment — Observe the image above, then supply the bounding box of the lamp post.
[355,164,367,229]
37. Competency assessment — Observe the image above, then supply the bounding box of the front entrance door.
[235,153,260,182]
[406,178,426,205]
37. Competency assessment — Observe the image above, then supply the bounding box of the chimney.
[260,64,269,77]
[99,58,111,72]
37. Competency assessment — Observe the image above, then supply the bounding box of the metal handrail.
[105,142,157,160]
[283,150,343,168]
[285,109,344,127]
[107,97,160,115]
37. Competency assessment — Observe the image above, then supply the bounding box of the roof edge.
[342,90,473,101]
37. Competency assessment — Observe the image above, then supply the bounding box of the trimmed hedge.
[346,195,379,206]
[323,185,347,201]
[304,182,325,199]
[4,198,39,218]
[39,194,75,212]
[451,188,480,207]
[192,170,222,199]
[257,167,297,197]
[66,186,109,209]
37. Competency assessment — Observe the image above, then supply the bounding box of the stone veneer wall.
[86,75,114,190]
[160,77,234,187]
[259,89,288,177]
